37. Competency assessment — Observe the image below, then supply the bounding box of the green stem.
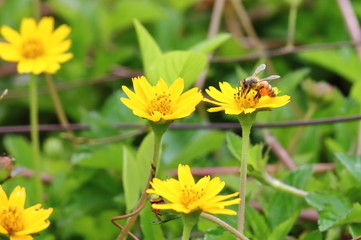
[237,113,256,234]
[181,211,200,240]
[116,122,169,240]
[286,0,299,48]
[29,74,43,203]
[201,213,249,240]
[263,172,308,198]
[45,74,76,143]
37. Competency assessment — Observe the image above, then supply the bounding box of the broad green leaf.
[267,213,298,240]
[301,230,322,240]
[298,49,361,83]
[71,144,123,170]
[134,19,162,82]
[140,202,166,240]
[349,223,361,238]
[226,131,242,161]
[148,50,208,89]
[335,153,361,184]
[4,135,33,168]
[190,33,231,54]
[170,131,225,166]
[123,146,140,212]
[113,1,166,31]
[167,0,201,11]
[246,206,270,239]
[136,133,153,190]
[350,81,361,104]
[339,203,361,224]
[306,191,352,231]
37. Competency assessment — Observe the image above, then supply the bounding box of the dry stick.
[2,114,361,134]
[337,0,361,155]
[263,130,297,170]
[229,0,275,72]
[212,40,361,63]
[195,0,225,89]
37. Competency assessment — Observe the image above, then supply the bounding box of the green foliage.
[1,0,361,239]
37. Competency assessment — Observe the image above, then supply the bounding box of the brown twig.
[262,130,297,170]
[195,0,225,89]
[212,40,361,62]
[336,0,361,156]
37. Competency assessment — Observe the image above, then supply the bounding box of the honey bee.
[240,64,280,98]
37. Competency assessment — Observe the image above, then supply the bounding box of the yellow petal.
[20,18,37,38]
[1,26,21,45]
[8,186,25,210]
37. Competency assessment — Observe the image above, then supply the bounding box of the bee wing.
[253,64,266,76]
[260,75,280,82]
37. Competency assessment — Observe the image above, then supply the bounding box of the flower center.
[21,39,44,59]
[181,185,205,207]
[149,92,173,116]
[0,206,24,234]
[234,87,260,108]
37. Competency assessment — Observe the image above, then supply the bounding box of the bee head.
[241,77,259,88]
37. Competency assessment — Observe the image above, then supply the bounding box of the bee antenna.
[253,64,266,76]
[260,75,280,82]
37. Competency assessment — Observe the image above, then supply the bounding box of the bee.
[240,64,280,98]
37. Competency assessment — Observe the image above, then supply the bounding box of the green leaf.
[246,206,271,239]
[4,135,33,168]
[123,146,140,212]
[136,133,153,190]
[134,19,162,82]
[71,144,123,170]
[350,81,361,104]
[113,1,166,31]
[189,33,231,54]
[306,191,352,231]
[148,50,208,89]
[298,49,361,82]
[267,213,298,240]
[170,131,226,166]
[349,223,361,238]
[264,166,312,228]
[335,153,361,184]
[140,202,166,240]
[301,230,322,240]
[226,131,242,161]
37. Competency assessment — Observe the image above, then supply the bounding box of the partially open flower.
[121,76,203,122]
[147,164,240,215]
[0,186,53,240]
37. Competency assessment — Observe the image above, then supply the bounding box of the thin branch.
[1,114,361,133]
[212,40,361,62]
[263,130,296,170]
[195,0,225,89]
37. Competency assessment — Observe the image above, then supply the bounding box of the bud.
[302,79,334,106]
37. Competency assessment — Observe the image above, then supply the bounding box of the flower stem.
[45,74,76,144]
[116,122,169,240]
[29,74,43,203]
[237,113,256,234]
[201,213,249,240]
[181,211,200,240]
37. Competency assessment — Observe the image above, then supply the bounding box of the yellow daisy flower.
[147,164,240,215]
[0,16,73,74]
[204,81,290,114]
[0,185,53,240]
[120,76,203,122]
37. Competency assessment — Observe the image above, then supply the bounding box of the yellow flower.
[147,164,240,215]
[204,81,290,114]
[120,76,203,122]
[0,16,73,74]
[0,186,53,240]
